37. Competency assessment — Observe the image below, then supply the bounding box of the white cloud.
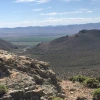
[14,0,49,3]
[64,0,80,2]
[40,12,58,16]
[36,0,49,3]
[15,0,35,2]
[40,9,92,16]
[33,8,43,11]
[1,17,100,27]
[32,6,51,12]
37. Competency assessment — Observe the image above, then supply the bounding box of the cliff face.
[0,50,65,100]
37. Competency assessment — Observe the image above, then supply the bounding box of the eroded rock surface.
[0,50,65,100]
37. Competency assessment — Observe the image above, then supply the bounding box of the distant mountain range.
[0,22,100,37]
[26,29,100,78]
[27,29,100,55]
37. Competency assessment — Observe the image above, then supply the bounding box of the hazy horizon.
[0,22,100,28]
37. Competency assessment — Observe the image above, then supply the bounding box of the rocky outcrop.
[0,50,65,100]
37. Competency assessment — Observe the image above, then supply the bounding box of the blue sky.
[0,0,100,27]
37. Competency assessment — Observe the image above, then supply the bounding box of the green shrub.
[76,76,87,83]
[93,88,100,100]
[84,78,99,88]
[96,76,100,82]
[69,76,87,83]
[0,85,8,97]
[69,76,76,82]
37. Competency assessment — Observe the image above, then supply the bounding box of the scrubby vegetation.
[69,75,87,83]
[93,88,100,100]
[96,76,100,82]
[0,85,7,97]
[69,76,100,88]
[65,75,100,99]
[84,78,99,88]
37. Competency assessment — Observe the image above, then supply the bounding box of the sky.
[0,0,100,27]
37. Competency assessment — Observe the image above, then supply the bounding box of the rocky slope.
[0,50,65,100]
[0,39,17,51]
[61,80,93,100]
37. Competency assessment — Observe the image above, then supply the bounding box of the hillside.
[26,29,100,79]
[0,39,17,51]
[0,50,65,100]
[0,50,98,100]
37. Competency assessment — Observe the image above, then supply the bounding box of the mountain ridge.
[28,29,100,53]
[26,29,100,79]
[0,23,100,37]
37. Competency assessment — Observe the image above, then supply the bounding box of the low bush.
[69,76,87,83]
[0,85,8,97]
[84,78,99,88]
[96,76,100,82]
[69,76,76,82]
[76,76,87,83]
[93,88,100,100]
